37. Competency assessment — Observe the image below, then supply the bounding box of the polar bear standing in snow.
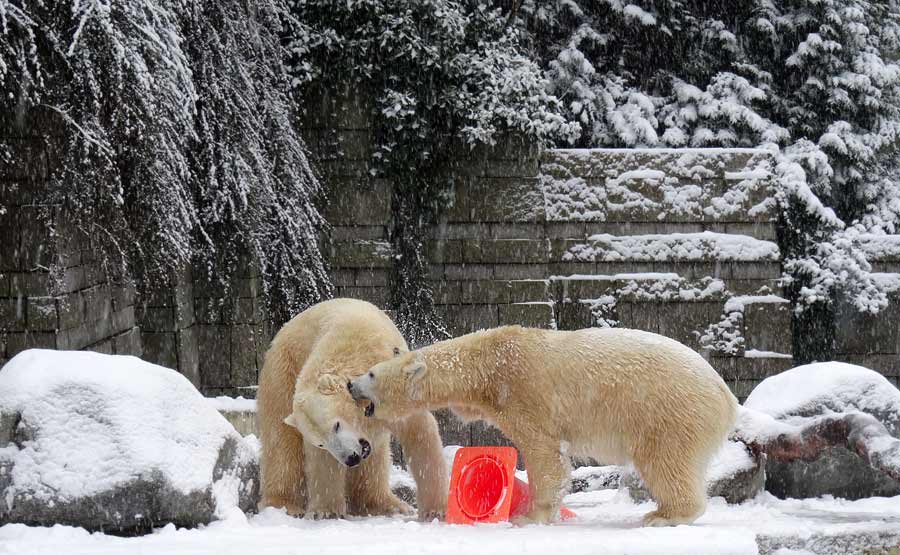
[257,298,448,520]
[349,325,738,526]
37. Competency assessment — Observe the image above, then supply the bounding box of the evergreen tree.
[522,0,900,361]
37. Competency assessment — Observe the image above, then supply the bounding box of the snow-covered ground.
[2,491,899,555]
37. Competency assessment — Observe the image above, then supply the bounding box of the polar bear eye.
[333,422,341,433]
[368,371,375,379]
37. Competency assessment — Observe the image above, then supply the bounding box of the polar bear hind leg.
[634,443,708,527]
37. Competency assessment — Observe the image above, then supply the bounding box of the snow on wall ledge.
[563,231,780,262]
[541,148,776,223]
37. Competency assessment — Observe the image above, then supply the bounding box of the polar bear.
[349,325,738,526]
[257,298,448,520]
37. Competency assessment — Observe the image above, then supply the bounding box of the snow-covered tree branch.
[0,0,330,323]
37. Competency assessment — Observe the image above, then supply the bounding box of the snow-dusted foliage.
[183,1,330,323]
[286,0,577,345]
[1,0,196,279]
[522,0,900,359]
[0,0,330,322]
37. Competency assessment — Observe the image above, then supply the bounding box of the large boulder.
[0,349,259,533]
[744,361,900,499]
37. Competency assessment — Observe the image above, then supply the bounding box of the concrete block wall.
[0,131,141,366]
[190,263,269,398]
[3,90,898,452]
[138,266,199,386]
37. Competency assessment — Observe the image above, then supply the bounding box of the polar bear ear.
[283,414,299,429]
[403,355,428,401]
[403,359,427,382]
[317,374,345,396]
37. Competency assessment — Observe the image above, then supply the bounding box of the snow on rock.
[871,273,900,293]
[744,350,793,359]
[207,396,257,413]
[623,440,765,505]
[723,294,789,314]
[744,362,900,436]
[854,234,900,261]
[0,350,259,532]
[743,362,900,500]
[570,465,623,493]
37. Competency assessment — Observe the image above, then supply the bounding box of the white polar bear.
[257,298,448,520]
[349,325,738,526]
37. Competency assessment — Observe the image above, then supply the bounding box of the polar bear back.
[482,326,737,463]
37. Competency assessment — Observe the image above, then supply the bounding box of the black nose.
[347,381,354,394]
[345,453,361,467]
[359,438,371,459]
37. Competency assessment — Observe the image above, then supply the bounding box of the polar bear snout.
[348,374,375,402]
[347,379,363,400]
[342,439,371,467]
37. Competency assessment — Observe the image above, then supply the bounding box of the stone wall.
[316,143,900,401]
[137,262,269,397]
[318,144,800,400]
[3,99,898,411]
[299,86,900,413]
[137,267,198,386]
[0,120,266,395]
[192,263,270,397]
[0,131,141,367]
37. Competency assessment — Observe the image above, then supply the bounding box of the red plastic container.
[445,446,577,524]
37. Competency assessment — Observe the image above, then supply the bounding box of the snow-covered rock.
[570,465,623,493]
[744,362,900,500]
[745,362,900,436]
[0,350,259,533]
[623,440,765,504]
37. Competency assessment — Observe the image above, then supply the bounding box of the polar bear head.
[284,373,372,467]
[347,351,428,421]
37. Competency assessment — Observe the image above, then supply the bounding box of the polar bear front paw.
[510,514,536,526]
[511,509,553,526]
[307,510,346,520]
[393,500,415,516]
[371,499,414,517]
[284,504,305,518]
[260,498,305,518]
[417,509,445,522]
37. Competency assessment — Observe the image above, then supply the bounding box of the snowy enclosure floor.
[3,491,899,555]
